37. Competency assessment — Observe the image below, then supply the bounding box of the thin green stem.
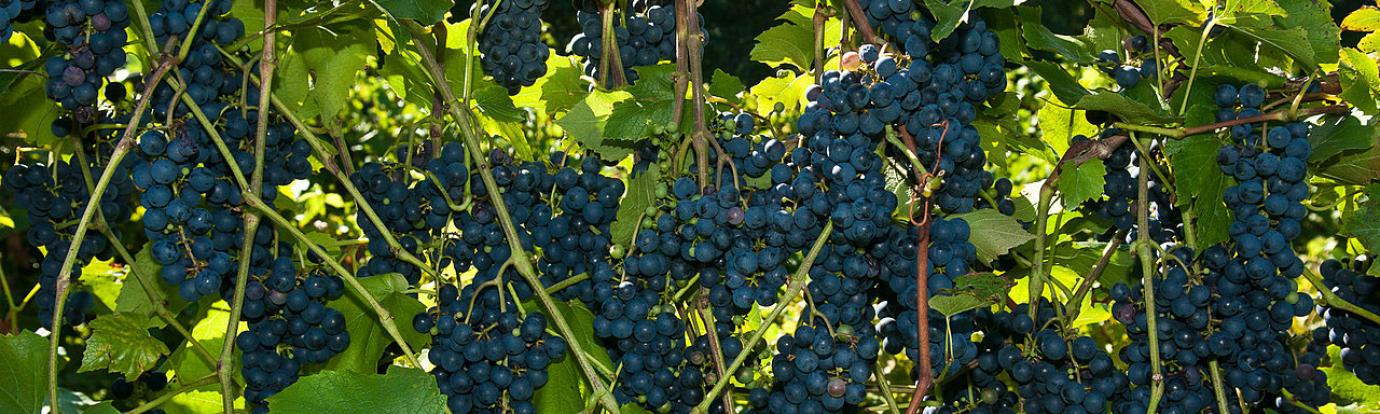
[1177,18,1215,116]
[543,273,589,296]
[1301,267,1380,326]
[220,2,277,410]
[874,360,901,414]
[693,222,833,414]
[125,373,220,414]
[1136,149,1165,413]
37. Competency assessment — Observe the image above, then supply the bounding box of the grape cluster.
[567,2,702,86]
[478,0,549,94]
[3,153,135,328]
[1320,259,1380,384]
[235,262,350,412]
[1214,84,1267,140]
[751,324,877,413]
[41,0,130,124]
[878,219,980,377]
[589,282,710,412]
[983,302,1129,414]
[414,283,568,414]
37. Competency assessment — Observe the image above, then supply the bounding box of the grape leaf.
[1059,160,1106,210]
[1309,116,1377,164]
[1343,198,1380,254]
[267,366,445,413]
[1167,134,1232,247]
[1135,0,1207,25]
[1342,7,1380,54]
[168,302,232,388]
[115,249,188,327]
[750,19,814,71]
[0,74,62,148]
[1277,0,1340,66]
[1017,7,1094,64]
[1025,60,1090,105]
[604,66,692,142]
[80,313,170,381]
[525,300,616,411]
[1221,15,1317,68]
[709,69,746,101]
[1317,144,1380,185]
[924,0,1014,42]
[950,272,1011,303]
[929,294,988,317]
[0,331,48,414]
[557,89,635,162]
[1035,96,1096,157]
[749,71,812,115]
[1339,48,1380,116]
[323,273,430,374]
[276,21,375,119]
[1325,344,1380,404]
[1074,92,1174,124]
[513,54,588,115]
[611,164,660,251]
[164,390,229,414]
[373,0,452,25]
[951,209,1036,264]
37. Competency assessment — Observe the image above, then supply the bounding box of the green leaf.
[1317,144,1380,185]
[472,80,527,123]
[951,209,1037,264]
[323,273,430,374]
[1167,134,1232,246]
[1074,92,1174,124]
[536,342,584,413]
[168,303,231,387]
[1051,240,1134,289]
[929,293,988,317]
[1025,61,1090,104]
[80,313,170,381]
[1221,16,1317,68]
[115,249,188,325]
[1135,0,1207,25]
[1310,116,1378,164]
[1035,96,1096,157]
[1059,160,1106,210]
[0,74,62,147]
[513,54,588,115]
[373,0,452,25]
[604,66,687,142]
[557,90,636,162]
[163,389,230,414]
[951,272,1012,303]
[611,164,660,251]
[1340,48,1380,116]
[1277,0,1340,65]
[750,20,814,71]
[748,71,812,115]
[1326,344,1380,403]
[924,0,1014,42]
[1343,7,1380,53]
[268,366,445,413]
[1017,7,1094,64]
[1343,199,1380,254]
[709,69,746,101]
[275,21,375,119]
[0,331,49,414]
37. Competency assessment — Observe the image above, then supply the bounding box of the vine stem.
[124,373,220,414]
[219,1,277,410]
[46,54,175,414]
[841,0,882,45]
[397,20,621,413]
[695,293,733,412]
[676,0,710,191]
[1135,140,1165,412]
[692,222,833,414]
[1301,267,1380,326]
[1028,183,1053,323]
[1113,104,1350,138]
[897,126,933,414]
